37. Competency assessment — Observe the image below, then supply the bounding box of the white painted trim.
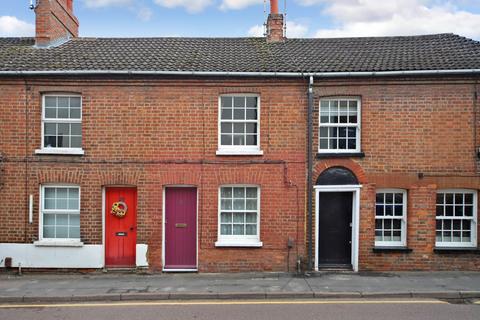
[29,194,33,224]
[39,184,81,242]
[318,97,361,153]
[435,189,478,248]
[215,149,264,156]
[102,187,106,267]
[315,185,361,272]
[2,69,480,77]
[217,185,261,246]
[0,243,102,268]
[162,185,199,272]
[215,241,263,247]
[35,148,84,155]
[374,188,408,247]
[40,94,83,153]
[217,94,261,156]
[34,240,83,247]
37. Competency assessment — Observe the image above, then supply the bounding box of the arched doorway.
[315,167,361,271]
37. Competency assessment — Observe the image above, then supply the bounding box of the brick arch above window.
[314,159,367,185]
[36,168,84,185]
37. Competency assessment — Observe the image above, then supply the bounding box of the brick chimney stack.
[266,0,285,43]
[35,0,79,47]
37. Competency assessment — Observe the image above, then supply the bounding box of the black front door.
[318,192,352,267]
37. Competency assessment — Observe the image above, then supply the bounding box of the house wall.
[0,76,307,272]
[312,77,480,271]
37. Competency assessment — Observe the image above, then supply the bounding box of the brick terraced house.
[0,0,480,272]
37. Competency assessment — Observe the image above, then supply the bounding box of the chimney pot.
[266,0,285,43]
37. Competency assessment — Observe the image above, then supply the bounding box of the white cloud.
[136,7,153,21]
[154,0,213,13]
[83,0,133,8]
[0,16,34,37]
[220,0,263,10]
[248,24,264,37]
[297,0,480,39]
[248,21,308,38]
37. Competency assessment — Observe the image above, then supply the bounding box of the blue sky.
[1,0,480,39]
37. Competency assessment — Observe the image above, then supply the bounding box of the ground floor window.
[436,190,477,247]
[375,189,407,247]
[217,185,261,246]
[41,185,80,240]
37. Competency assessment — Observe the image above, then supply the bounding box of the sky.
[0,0,480,40]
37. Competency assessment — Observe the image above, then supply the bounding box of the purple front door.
[164,187,197,270]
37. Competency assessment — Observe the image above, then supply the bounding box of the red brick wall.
[35,0,79,46]
[313,77,480,271]
[0,77,307,272]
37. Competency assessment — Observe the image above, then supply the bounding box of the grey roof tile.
[0,34,479,73]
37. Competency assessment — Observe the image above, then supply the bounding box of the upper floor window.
[216,185,262,247]
[319,98,360,153]
[37,94,83,155]
[217,95,262,155]
[40,185,81,241]
[375,189,407,247]
[436,190,477,248]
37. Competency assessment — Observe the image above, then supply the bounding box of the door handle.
[130,227,135,231]
[175,223,187,228]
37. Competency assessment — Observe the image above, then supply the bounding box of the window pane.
[221,187,232,198]
[394,205,403,216]
[221,123,232,134]
[233,135,245,145]
[234,123,245,134]
[320,139,328,149]
[221,199,232,210]
[221,97,232,109]
[44,123,57,135]
[246,224,257,235]
[233,213,244,223]
[56,226,68,238]
[246,109,257,120]
[436,205,444,216]
[233,188,245,198]
[71,136,81,148]
[43,226,55,238]
[44,213,55,225]
[45,107,56,118]
[245,212,257,223]
[465,193,473,205]
[320,100,329,112]
[44,136,57,148]
[375,205,384,216]
[436,193,444,204]
[376,193,384,203]
[69,227,80,238]
[45,96,57,108]
[245,123,257,134]
[71,123,81,136]
[58,108,69,118]
[44,198,55,209]
[70,108,81,119]
[221,135,232,145]
[69,214,80,227]
[246,188,257,198]
[233,109,245,120]
[221,212,232,223]
[221,224,232,235]
[234,97,245,108]
[56,188,68,198]
[233,199,245,210]
[221,108,232,120]
[233,224,244,235]
[245,135,257,146]
[246,199,257,210]
[70,97,81,108]
[58,123,70,135]
[58,97,69,108]
[68,199,79,210]
[385,193,393,204]
[246,97,257,109]
[56,214,68,225]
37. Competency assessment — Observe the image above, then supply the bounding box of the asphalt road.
[0,299,479,320]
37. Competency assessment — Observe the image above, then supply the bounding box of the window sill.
[34,240,84,247]
[434,247,479,254]
[373,246,412,253]
[216,149,264,156]
[215,241,263,248]
[316,152,365,159]
[35,149,85,156]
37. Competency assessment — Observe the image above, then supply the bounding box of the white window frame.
[35,94,84,156]
[216,94,263,156]
[375,189,408,247]
[318,97,361,154]
[435,189,477,248]
[215,185,262,247]
[36,184,83,246]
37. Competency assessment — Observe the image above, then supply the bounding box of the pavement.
[0,271,480,303]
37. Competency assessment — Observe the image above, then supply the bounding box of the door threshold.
[317,264,353,272]
[163,269,198,272]
[104,267,137,273]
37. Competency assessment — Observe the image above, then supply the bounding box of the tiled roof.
[0,33,480,73]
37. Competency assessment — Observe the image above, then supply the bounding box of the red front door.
[105,187,137,268]
[164,187,197,270]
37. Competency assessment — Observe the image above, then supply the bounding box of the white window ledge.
[34,240,84,247]
[216,149,264,156]
[35,148,85,156]
[215,241,263,248]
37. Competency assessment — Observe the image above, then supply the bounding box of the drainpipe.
[307,76,314,271]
